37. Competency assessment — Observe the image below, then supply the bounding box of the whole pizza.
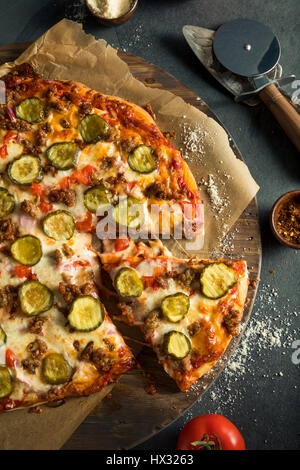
[0,63,248,411]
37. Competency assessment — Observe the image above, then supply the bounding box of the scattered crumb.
[29,406,43,414]
[183,283,298,416]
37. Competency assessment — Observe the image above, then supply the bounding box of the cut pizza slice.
[99,238,248,391]
[0,223,135,412]
[0,63,204,243]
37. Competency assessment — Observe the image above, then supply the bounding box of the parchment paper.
[0,19,259,449]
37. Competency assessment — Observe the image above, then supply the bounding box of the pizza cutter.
[183,19,300,152]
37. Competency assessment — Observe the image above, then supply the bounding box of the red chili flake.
[276,195,300,245]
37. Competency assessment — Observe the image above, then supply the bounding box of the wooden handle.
[259,83,300,152]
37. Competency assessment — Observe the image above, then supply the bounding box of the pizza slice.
[99,238,248,391]
[0,222,135,412]
[0,63,204,242]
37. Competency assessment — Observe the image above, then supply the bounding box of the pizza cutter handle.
[259,83,300,152]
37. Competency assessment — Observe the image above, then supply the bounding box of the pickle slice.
[200,262,237,299]
[161,293,190,323]
[0,365,13,398]
[0,326,6,346]
[7,155,42,185]
[128,145,157,174]
[43,210,75,241]
[11,235,42,266]
[79,114,110,144]
[68,296,105,332]
[114,267,144,298]
[47,142,79,170]
[18,280,53,316]
[0,187,15,218]
[113,197,145,229]
[84,184,110,213]
[42,353,72,385]
[163,331,191,359]
[15,97,44,124]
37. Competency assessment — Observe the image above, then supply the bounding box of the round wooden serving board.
[0,43,261,450]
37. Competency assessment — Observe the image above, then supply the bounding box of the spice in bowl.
[270,190,300,248]
[86,0,136,22]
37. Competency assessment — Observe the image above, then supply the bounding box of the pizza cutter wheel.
[213,19,300,152]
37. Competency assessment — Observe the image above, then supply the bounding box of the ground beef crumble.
[79,341,115,372]
[144,310,161,330]
[28,316,47,335]
[20,199,38,218]
[0,285,19,315]
[22,339,48,374]
[26,339,48,358]
[0,218,19,243]
[188,320,202,337]
[223,308,241,336]
[62,243,74,257]
[176,268,196,288]
[48,188,76,207]
[59,281,95,304]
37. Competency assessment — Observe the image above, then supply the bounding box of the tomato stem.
[191,433,222,450]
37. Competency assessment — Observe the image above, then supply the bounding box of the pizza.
[0,62,245,411]
[99,237,248,391]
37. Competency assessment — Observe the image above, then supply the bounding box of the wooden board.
[0,43,261,450]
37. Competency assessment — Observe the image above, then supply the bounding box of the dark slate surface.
[0,0,299,450]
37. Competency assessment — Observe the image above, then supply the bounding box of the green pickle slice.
[114,267,144,298]
[163,331,191,359]
[0,187,15,218]
[43,210,75,241]
[79,114,110,144]
[161,293,190,323]
[15,97,44,124]
[42,353,72,385]
[7,155,42,185]
[68,296,105,332]
[0,326,6,346]
[47,142,78,170]
[200,262,237,299]
[128,145,157,174]
[18,280,53,316]
[0,366,13,398]
[10,235,42,266]
[113,197,145,229]
[84,185,110,213]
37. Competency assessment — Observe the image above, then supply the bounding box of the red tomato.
[76,211,93,232]
[0,144,8,159]
[115,238,130,252]
[6,348,17,368]
[39,199,53,214]
[15,265,32,279]
[4,130,17,144]
[71,165,97,186]
[31,183,43,196]
[142,276,159,290]
[176,414,245,450]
